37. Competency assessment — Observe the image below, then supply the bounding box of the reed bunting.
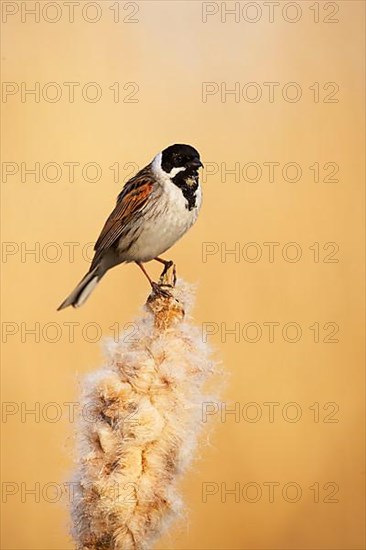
[57,144,203,310]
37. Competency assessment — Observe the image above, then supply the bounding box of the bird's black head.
[161,144,203,174]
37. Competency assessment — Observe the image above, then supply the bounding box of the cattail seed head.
[71,274,219,550]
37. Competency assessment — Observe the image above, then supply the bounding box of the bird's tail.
[57,265,103,310]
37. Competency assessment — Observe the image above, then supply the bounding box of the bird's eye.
[176,155,183,163]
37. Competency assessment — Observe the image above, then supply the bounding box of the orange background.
[1,1,365,549]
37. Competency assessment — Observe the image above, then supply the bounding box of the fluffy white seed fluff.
[70,279,219,550]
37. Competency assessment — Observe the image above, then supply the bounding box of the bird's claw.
[159,262,177,287]
[151,282,172,299]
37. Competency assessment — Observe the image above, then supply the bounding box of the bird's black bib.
[172,171,199,211]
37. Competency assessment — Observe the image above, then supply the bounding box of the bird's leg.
[154,257,177,286]
[136,261,153,285]
[136,262,171,298]
[154,257,173,277]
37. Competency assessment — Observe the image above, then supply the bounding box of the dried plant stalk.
[71,268,217,550]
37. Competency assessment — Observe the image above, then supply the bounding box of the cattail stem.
[71,266,216,550]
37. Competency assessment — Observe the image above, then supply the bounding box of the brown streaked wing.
[92,176,154,265]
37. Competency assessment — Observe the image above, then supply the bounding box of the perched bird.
[57,144,203,310]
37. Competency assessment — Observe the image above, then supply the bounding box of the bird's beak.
[188,159,204,170]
